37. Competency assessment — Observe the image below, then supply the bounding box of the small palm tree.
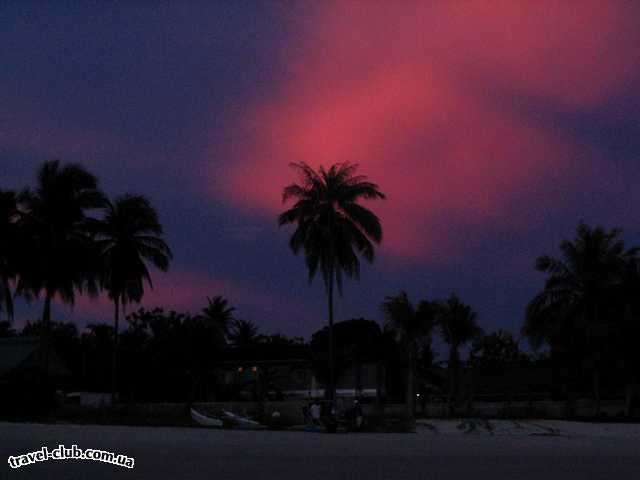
[436,294,482,409]
[0,189,20,320]
[382,291,436,419]
[229,319,260,347]
[523,222,637,415]
[201,295,235,344]
[17,160,106,379]
[95,194,172,399]
[279,162,385,402]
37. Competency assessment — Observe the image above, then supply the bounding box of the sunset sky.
[2,1,640,341]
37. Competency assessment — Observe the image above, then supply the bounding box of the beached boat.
[222,410,265,430]
[190,408,223,427]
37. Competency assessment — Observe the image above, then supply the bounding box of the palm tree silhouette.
[17,160,106,380]
[0,189,19,320]
[229,319,260,347]
[619,254,640,416]
[382,291,435,419]
[524,222,637,415]
[95,194,172,399]
[436,294,482,411]
[201,295,236,344]
[279,162,385,402]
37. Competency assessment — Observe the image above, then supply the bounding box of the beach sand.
[2,421,639,479]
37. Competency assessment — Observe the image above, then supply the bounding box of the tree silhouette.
[16,160,106,381]
[618,254,640,416]
[436,294,482,409]
[95,194,172,399]
[310,318,381,399]
[278,162,385,402]
[524,222,638,415]
[0,189,20,320]
[0,320,17,337]
[200,295,235,344]
[469,330,529,369]
[382,291,435,419]
[229,319,260,347]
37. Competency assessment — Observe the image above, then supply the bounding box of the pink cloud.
[210,1,639,260]
[63,268,319,334]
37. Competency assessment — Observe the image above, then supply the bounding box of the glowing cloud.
[62,268,319,334]
[212,0,640,260]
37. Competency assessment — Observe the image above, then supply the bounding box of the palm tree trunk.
[593,361,601,417]
[40,293,52,387]
[448,346,459,416]
[565,354,580,419]
[407,345,415,420]
[1,273,14,321]
[327,271,336,403]
[355,353,363,396]
[587,308,602,417]
[111,297,120,402]
[375,359,384,417]
[625,372,637,418]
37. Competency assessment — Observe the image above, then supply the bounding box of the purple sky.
[2,1,640,342]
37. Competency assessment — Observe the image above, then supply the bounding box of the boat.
[190,408,223,427]
[222,409,265,430]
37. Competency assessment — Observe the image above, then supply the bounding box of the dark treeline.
[0,160,172,403]
[377,223,640,419]
[0,301,486,408]
[0,304,302,405]
[2,161,640,420]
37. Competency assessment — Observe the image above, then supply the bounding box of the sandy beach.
[2,421,639,479]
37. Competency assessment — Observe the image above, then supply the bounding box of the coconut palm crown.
[278,162,385,292]
[96,194,172,309]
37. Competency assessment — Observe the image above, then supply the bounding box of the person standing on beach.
[310,400,321,426]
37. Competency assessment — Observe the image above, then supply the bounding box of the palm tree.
[95,194,172,399]
[382,291,436,419]
[17,160,106,380]
[523,222,637,416]
[200,295,235,344]
[278,162,385,402]
[0,321,17,337]
[0,189,20,320]
[436,294,482,411]
[619,255,640,416]
[229,319,260,347]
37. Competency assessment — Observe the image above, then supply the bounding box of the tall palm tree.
[436,294,482,410]
[523,222,637,415]
[17,160,106,380]
[95,194,172,399]
[0,189,20,320]
[200,295,235,344]
[382,291,435,419]
[278,162,385,402]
